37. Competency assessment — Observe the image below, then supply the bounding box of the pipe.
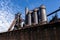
[47,8,60,16]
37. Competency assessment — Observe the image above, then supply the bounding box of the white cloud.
[0,10,14,33]
[0,0,25,33]
[0,0,14,33]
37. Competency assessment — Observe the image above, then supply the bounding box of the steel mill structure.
[25,5,47,26]
[0,5,60,40]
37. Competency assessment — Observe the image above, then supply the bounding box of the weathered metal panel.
[0,22,60,40]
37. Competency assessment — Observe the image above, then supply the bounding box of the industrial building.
[0,5,60,40]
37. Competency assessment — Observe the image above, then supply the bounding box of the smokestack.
[25,7,29,25]
[33,8,39,24]
[40,5,47,24]
[25,7,28,15]
[28,11,32,25]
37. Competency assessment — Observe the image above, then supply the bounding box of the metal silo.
[28,11,33,25]
[40,5,47,24]
[33,8,39,24]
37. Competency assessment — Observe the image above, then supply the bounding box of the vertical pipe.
[40,5,47,24]
[25,7,29,25]
[28,11,32,25]
[33,9,39,24]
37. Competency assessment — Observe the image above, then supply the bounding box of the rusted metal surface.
[0,22,60,40]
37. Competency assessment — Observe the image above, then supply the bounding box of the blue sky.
[0,0,60,32]
[10,0,60,20]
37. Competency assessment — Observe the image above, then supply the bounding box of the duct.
[40,5,47,24]
[33,8,39,24]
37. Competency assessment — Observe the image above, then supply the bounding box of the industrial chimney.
[39,5,47,24]
[33,8,39,25]
[25,7,32,26]
[25,7,29,26]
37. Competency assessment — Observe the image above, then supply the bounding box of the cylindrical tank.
[25,7,29,25]
[33,8,39,24]
[28,11,33,25]
[40,5,47,24]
